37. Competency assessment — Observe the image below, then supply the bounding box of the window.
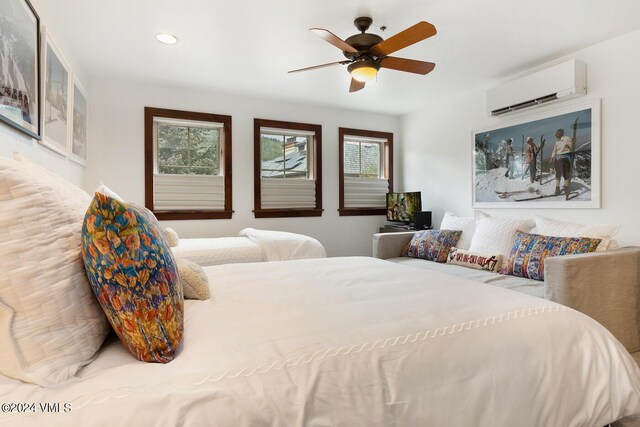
[338,127,393,216]
[344,140,381,178]
[261,133,309,179]
[254,119,322,218]
[144,107,232,220]
[157,124,219,176]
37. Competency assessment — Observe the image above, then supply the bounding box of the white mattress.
[1,257,639,426]
[170,237,264,266]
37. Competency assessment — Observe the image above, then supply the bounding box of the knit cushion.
[164,227,180,247]
[175,258,211,300]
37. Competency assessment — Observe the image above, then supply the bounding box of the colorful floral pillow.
[403,230,462,263]
[501,231,602,281]
[82,193,184,363]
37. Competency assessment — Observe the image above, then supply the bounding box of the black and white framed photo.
[472,99,600,208]
[41,31,71,155]
[69,79,88,165]
[0,0,41,139]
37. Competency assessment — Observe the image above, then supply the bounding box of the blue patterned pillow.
[403,230,462,263]
[501,231,601,281]
[81,193,184,363]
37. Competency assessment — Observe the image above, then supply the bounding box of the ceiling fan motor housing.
[343,33,384,58]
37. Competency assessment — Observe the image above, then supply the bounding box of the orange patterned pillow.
[82,193,184,362]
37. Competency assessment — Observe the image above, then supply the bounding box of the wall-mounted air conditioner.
[486,60,586,117]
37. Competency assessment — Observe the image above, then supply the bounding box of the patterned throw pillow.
[403,230,462,263]
[82,193,184,363]
[501,231,602,281]
[446,247,502,273]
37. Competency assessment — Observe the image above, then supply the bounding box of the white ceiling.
[35,0,640,115]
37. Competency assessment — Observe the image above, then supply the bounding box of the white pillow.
[164,227,180,247]
[534,215,620,252]
[95,181,124,201]
[0,157,110,386]
[439,211,488,250]
[469,215,535,260]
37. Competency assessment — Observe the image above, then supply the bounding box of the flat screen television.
[386,192,422,224]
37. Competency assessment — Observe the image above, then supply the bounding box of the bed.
[170,228,327,266]
[2,256,639,426]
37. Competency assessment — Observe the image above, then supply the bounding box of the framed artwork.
[69,79,88,165]
[472,99,600,208]
[0,0,41,139]
[40,31,71,155]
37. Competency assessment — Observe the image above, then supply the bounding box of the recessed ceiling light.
[156,33,178,45]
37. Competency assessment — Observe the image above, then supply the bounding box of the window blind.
[343,177,389,208]
[153,174,224,210]
[153,117,224,129]
[261,127,316,137]
[260,178,316,209]
[344,135,388,144]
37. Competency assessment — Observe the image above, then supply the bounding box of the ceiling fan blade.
[372,21,437,56]
[349,78,365,93]
[310,28,358,54]
[288,60,348,74]
[380,57,436,75]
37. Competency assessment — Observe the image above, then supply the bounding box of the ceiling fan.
[289,17,437,92]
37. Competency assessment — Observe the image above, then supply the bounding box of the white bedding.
[170,230,326,266]
[239,228,327,261]
[1,257,639,426]
[170,236,264,265]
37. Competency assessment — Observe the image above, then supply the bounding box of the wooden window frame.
[254,118,323,218]
[338,127,394,216]
[144,107,233,220]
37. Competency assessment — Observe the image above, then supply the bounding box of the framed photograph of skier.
[40,30,72,155]
[0,0,41,139]
[472,98,600,208]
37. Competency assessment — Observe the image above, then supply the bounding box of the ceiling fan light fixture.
[348,60,380,82]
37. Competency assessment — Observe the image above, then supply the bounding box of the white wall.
[0,0,88,187]
[86,78,400,256]
[400,28,640,247]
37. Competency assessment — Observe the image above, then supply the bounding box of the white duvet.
[1,257,639,426]
[239,228,327,261]
[170,230,326,267]
[170,236,264,266]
